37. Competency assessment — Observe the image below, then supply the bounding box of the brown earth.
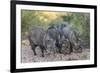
[21,40,90,63]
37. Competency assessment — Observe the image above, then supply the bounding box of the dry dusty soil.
[21,40,90,63]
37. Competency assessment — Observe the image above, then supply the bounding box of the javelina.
[62,26,82,53]
[48,23,72,54]
[47,23,72,54]
[52,22,82,53]
[28,27,56,57]
[47,27,62,53]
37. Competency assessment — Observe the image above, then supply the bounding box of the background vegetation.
[21,10,90,48]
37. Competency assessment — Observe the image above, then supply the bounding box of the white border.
[16,5,94,69]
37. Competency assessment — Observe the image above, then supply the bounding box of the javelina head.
[61,38,71,54]
[73,42,82,53]
[44,34,56,54]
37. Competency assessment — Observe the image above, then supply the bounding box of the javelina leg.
[40,46,45,57]
[31,44,37,55]
[28,38,37,55]
[67,44,72,54]
[58,48,61,53]
[55,43,61,53]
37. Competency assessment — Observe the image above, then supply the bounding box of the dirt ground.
[21,40,90,63]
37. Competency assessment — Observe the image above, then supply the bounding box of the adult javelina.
[55,23,72,54]
[62,26,82,53]
[28,27,56,57]
[47,23,71,54]
[47,27,62,53]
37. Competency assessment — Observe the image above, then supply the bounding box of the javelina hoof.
[34,53,37,56]
[33,52,37,56]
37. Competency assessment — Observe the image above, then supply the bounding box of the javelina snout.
[73,43,82,53]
